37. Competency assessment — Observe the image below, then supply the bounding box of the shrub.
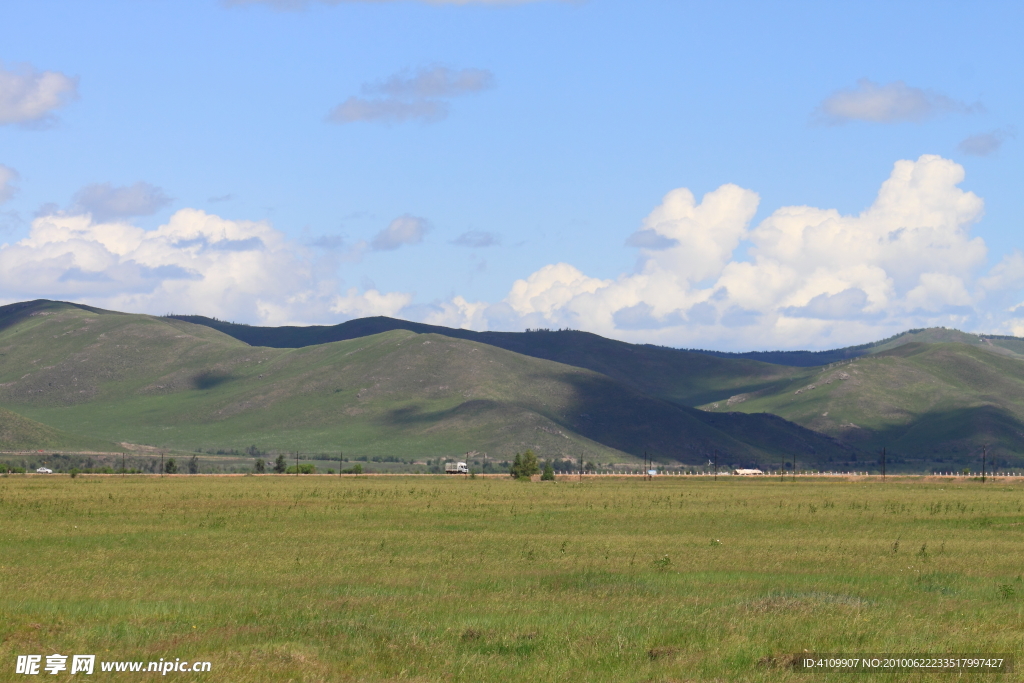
[274,455,287,474]
[541,462,555,481]
[286,464,316,474]
[254,459,265,474]
[164,458,178,474]
[342,464,363,474]
[188,455,200,474]
[70,468,80,479]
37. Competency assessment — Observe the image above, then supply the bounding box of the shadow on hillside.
[525,371,856,467]
[191,370,233,390]
[381,400,504,426]
[858,403,1024,467]
[0,300,110,335]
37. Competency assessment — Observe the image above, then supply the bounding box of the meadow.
[1,474,1022,681]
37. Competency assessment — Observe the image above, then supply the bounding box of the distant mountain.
[699,341,1024,470]
[169,310,1024,471]
[168,314,799,407]
[0,300,851,468]
[688,327,1024,366]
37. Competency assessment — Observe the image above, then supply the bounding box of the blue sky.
[0,0,1021,350]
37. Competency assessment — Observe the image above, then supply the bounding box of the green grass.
[0,406,116,452]
[2,475,1022,681]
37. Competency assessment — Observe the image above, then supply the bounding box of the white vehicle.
[36,467,53,474]
[444,461,469,474]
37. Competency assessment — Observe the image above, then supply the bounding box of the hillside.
[699,342,1024,470]
[0,405,117,453]
[169,314,800,407]
[170,310,1024,470]
[689,327,1024,366]
[0,301,851,468]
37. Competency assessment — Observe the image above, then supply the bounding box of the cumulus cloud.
[328,66,494,125]
[0,209,412,326]
[451,230,500,247]
[0,62,78,126]
[370,214,429,251]
[0,164,18,204]
[427,155,1007,349]
[958,129,1013,157]
[71,182,173,222]
[815,79,979,125]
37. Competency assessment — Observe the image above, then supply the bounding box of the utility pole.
[295,450,299,476]
[160,452,164,477]
[714,449,718,481]
[122,451,125,477]
[982,445,987,483]
[339,451,342,477]
[579,450,583,483]
[881,447,886,482]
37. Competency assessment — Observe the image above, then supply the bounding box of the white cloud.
[443,155,1003,349]
[72,182,172,222]
[328,67,493,125]
[815,79,978,125]
[0,209,412,326]
[370,214,429,251]
[958,129,1013,157]
[0,62,78,126]
[0,164,18,204]
[978,251,1024,293]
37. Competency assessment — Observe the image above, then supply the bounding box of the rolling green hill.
[12,300,1023,471]
[0,300,851,468]
[0,405,117,453]
[168,314,800,407]
[170,309,1024,471]
[699,342,1024,470]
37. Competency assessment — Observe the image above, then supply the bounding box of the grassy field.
[2,475,1022,681]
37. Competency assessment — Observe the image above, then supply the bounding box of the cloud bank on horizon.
[3,155,1023,348]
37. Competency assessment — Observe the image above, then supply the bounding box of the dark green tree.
[164,458,178,474]
[254,458,265,473]
[274,454,287,474]
[541,462,555,481]
[510,449,540,479]
[188,455,199,474]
